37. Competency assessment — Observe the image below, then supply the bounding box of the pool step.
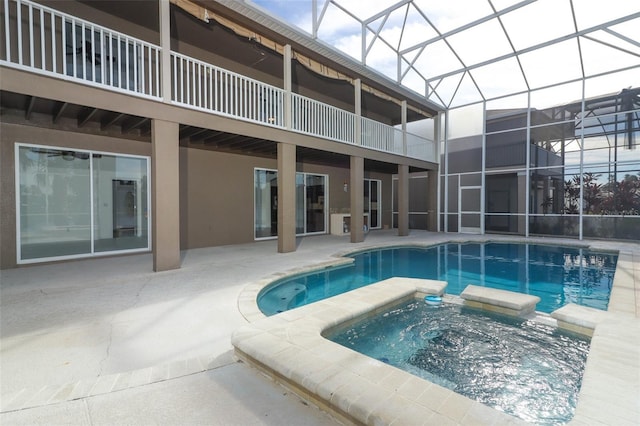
[551,303,611,336]
[460,285,540,317]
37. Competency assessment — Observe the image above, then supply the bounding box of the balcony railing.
[1,0,437,163]
[407,131,436,161]
[291,93,356,144]
[362,116,398,154]
[1,0,161,98]
[171,52,284,127]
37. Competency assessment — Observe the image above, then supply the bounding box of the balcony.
[0,0,437,163]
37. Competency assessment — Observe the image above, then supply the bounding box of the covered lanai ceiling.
[248,0,640,109]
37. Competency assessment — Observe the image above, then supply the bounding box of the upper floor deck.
[0,0,439,164]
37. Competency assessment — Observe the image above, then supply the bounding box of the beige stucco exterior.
[0,0,439,270]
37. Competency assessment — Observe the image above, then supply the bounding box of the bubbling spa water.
[328,300,591,425]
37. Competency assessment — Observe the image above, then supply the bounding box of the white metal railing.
[393,127,404,155]
[361,116,396,153]
[1,0,161,98]
[291,93,356,144]
[1,0,438,162]
[407,131,437,162]
[171,51,285,127]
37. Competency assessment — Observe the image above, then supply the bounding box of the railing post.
[284,44,292,129]
[354,78,361,145]
[401,100,407,156]
[159,0,171,103]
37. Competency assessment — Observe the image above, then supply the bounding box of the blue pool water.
[328,299,591,425]
[257,242,618,315]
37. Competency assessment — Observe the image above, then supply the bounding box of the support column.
[152,119,180,271]
[159,0,171,103]
[427,169,439,231]
[278,142,296,253]
[398,164,409,236]
[350,156,364,243]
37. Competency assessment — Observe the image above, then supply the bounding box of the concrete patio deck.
[1,230,638,425]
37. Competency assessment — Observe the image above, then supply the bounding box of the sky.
[250,0,640,110]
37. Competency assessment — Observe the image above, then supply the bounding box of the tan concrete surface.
[1,231,638,425]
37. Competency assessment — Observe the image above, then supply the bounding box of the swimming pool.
[257,242,618,315]
[327,298,591,425]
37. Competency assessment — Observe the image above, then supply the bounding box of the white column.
[401,100,407,156]
[354,78,361,145]
[283,44,292,129]
[159,0,171,103]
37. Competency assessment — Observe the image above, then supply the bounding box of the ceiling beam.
[244,145,277,155]
[236,139,267,150]
[101,112,126,130]
[179,126,209,140]
[225,136,253,148]
[78,107,99,127]
[203,132,243,145]
[52,102,69,124]
[25,96,36,120]
[140,123,152,137]
[190,130,224,143]
[122,116,149,133]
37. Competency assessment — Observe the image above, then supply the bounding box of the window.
[16,144,150,263]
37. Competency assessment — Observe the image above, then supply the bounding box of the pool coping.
[234,235,639,425]
[231,277,640,425]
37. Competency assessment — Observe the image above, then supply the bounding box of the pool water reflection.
[257,242,617,315]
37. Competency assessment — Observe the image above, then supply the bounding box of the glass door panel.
[364,179,382,230]
[296,174,305,234]
[254,169,278,238]
[93,154,149,252]
[254,170,327,238]
[18,146,91,260]
[370,180,380,229]
[364,180,370,229]
[305,174,326,233]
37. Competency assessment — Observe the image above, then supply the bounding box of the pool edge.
[232,275,639,425]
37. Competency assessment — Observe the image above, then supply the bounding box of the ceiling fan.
[29,147,98,160]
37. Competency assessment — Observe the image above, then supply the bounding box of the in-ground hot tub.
[326,297,590,424]
[233,276,637,425]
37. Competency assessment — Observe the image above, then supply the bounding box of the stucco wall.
[178,147,394,250]
[178,147,270,249]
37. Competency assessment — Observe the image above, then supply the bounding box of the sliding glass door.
[255,168,327,239]
[16,144,150,263]
[255,169,278,238]
[364,178,382,230]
